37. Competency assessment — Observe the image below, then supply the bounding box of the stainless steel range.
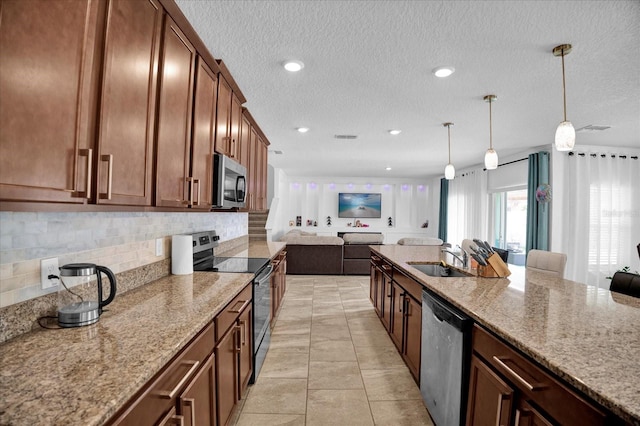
[191,230,272,384]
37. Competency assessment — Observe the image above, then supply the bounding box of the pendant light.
[484,95,498,170]
[443,123,455,180]
[553,44,575,151]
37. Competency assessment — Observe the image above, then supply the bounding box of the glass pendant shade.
[555,120,575,151]
[444,163,455,180]
[484,148,498,169]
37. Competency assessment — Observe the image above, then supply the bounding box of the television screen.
[338,193,382,218]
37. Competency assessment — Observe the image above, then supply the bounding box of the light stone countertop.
[371,244,640,424]
[0,241,286,426]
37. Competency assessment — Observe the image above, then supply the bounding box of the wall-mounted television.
[338,193,382,218]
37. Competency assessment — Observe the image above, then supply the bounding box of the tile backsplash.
[0,211,247,308]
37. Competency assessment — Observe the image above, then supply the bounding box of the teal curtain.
[438,178,448,242]
[526,151,550,252]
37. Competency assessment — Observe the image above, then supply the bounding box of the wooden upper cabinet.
[155,16,196,208]
[214,76,232,157]
[96,0,162,206]
[229,93,242,161]
[190,57,217,210]
[0,0,103,203]
[239,113,251,170]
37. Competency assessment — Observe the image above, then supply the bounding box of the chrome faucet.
[441,248,469,268]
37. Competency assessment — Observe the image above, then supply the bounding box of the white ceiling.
[176,0,640,179]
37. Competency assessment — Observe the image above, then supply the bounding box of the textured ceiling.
[176,0,640,179]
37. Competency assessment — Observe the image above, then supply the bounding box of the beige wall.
[0,211,247,308]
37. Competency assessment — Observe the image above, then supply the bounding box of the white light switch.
[156,238,164,256]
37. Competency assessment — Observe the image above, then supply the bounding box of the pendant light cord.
[561,48,568,122]
[447,125,451,163]
[489,98,493,149]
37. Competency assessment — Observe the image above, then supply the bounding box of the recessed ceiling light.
[296,127,309,133]
[386,167,392,171]
[283,60,304,72]
[388,130,401,135]
[432,66,455,78]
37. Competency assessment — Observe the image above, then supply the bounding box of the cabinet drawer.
[215,284,252,341]
[472,325,608,425]
[393,270,423,302]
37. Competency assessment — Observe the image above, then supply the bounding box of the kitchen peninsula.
[370,244,640,425]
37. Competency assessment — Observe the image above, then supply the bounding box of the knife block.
[477,253,511,278]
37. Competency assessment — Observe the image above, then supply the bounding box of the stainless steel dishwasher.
[421,290,472,426]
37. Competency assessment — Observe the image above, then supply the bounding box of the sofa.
[280,230,344,274]
[279,230,383,275]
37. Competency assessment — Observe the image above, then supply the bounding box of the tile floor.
[232,275,434,426]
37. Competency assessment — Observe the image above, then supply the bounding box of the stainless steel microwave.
[213,154,246,209]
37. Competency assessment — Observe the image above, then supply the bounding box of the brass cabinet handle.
[239,319,246,346]
[492,356,546,392]
[73,148,93,198]
[185,177,194,206]
[158,410,184,426]
[194,178,201,206]
[229,299,250,314]
[155,360,200,399]
[234,325,242,352]
[100,154,113,200]
[181,398,195,426]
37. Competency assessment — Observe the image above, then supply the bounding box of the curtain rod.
[568,152,638,160]
[482,157,528,171]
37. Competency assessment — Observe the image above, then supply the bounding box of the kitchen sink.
[408,263,472,278]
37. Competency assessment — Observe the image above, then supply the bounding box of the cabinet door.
[390,282,404,350]
[239,115,251,170]
[247,127,259,209]
[0,0,102,203]
[190,57,217,210]
[155,17,196,208]
[403,294,421,382]
[179,353,216,426]
[380,271,393,331]
[214,76,232,156]
[370,262,379,308]
[238,304,253,399]
[466,354,514,426]
[215,325,239,426]
[95,0,162,206]
[229,94,242,161]
[259,139,268,209]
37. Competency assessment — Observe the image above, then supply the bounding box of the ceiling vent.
[334,134,358,140]
[576,125,611,132]
[269,150,283,155]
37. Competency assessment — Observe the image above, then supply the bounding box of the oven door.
[252,263,273,383]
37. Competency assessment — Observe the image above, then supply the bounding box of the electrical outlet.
[156,238,164,256]
[41,258,59,290]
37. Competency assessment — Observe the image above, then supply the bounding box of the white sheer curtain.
[447,169,488,247]
[561,151,640,288]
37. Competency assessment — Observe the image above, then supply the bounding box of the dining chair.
[610,271,640,298]
[526,249,567,278]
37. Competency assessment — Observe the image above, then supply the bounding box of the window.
[490,189,527,265]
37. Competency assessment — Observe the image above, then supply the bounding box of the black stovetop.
[193,256,270,274]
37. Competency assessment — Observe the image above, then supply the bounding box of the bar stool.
[526,249,567,278]
[610,271,640,298]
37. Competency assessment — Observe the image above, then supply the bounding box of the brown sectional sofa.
[280,230,383,275]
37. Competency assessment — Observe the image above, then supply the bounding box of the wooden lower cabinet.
[108,284,254,426]
[179,353,216,425]
[270,250,287,326]
[466,354,514,426]
[467,325,610,426]
[403,294,421,380]
[369,256,422,383]
[215,324,238,426]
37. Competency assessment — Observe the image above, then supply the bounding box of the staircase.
[248,211,268,241]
